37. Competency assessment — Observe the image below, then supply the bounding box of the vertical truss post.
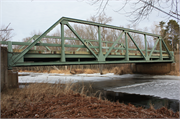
[125,31,129,61]
[7,41,12,69]
[98,26,105,61]
[159,38,163,60]
[144,34,148,58]
[98,26,102,53]
[61,22,65,62]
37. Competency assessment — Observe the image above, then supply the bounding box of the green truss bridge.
[0,17,175,70]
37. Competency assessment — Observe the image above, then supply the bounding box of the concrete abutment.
[132,52,179,75]
[1,47,18,91]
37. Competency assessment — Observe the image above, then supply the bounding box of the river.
[18,72,180,112]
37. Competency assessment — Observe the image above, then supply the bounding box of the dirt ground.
[1,83,179,118]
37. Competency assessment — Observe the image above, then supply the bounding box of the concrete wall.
[132,63,172,75]
[1,47,18,91]
[1,47,8,90]
[132,52,179,75]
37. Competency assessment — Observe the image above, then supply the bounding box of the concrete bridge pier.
[1,47,18,91]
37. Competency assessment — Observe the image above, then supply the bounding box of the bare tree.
[90,0,180,23]
[0,23,14,41]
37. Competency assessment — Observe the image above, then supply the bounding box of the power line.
[140,0,180,21]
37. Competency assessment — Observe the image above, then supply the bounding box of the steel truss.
[0,17,174,69]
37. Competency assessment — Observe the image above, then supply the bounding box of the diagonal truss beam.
[19,35,36,50]
[105,31,124,58]
[9,17,173,66]
[115,43,125,52]
[127,32,146,60]
[12,18,64,64]
[148,38,159,59]
[161,39,172,58]
[66,22,98,60]
[19,35,51,51]
[88,42,98,52]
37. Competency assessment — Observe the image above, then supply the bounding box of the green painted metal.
[125,32,129,61]
[66,22,99,60]
[13,59,173,67]
[98,26,105,62]
[159,38,163,60]
[148,39,159,59]
[144,34,148,58]
[19,35,51,51]
[61,22,65,62]
[22,53,169,59]
[62,17,160,37]
[105,31,124,58]
[35,35,121,44]
[127,32,146,60]
[7,41,13,69]
[19,36,36,50]
[88,42,98,52]
[1,41,167,53]
[39,40,51,51]
[105,42,108,52]
[12,17,64,64]
[162,39,172,59]
[0,17,174,69]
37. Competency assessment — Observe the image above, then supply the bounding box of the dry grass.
[1,83,179,118]
[109,66,133,75]
[17,64,133,75]
[84,69,99,74]
[19,66,133,75]
[70,69,99,74]
[1,82,92,110]
[18,69,71,74]
[49,69,71,74]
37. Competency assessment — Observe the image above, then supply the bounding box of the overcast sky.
[0,0,177,41]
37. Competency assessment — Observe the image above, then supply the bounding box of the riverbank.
[1,83,179,118]
[18,66,133,75]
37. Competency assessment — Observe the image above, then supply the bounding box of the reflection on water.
[103,90,179,112]
[82,76,180,112]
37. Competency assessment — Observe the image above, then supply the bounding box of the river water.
[18,72,180,112]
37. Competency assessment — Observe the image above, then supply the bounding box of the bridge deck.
[13,49,169,57]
